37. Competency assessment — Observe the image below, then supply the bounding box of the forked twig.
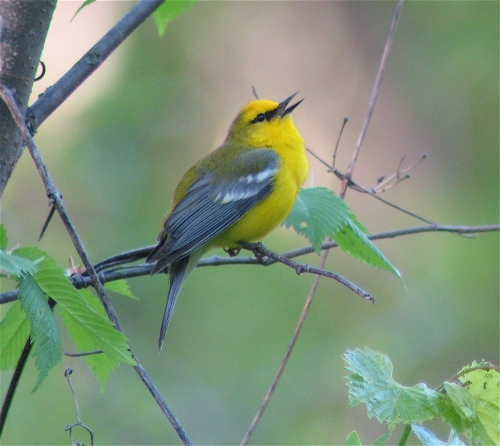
[64,368,95,446]
[241,1,405,443]
[241,242,374,302]
[308,144,437,226]
[372,152,428,193]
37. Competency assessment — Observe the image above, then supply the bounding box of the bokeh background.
[1,1,498,445]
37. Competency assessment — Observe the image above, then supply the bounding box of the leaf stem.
[398,424,411,446]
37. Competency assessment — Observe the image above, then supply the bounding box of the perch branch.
[1,224,498,306]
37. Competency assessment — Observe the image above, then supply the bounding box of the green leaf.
[0,223,7,250]
[333,219,402,281]
[443,382,476,421]
[153,0,195,36]
[0,250,38,278]
[344,348,439,429]
[17,274,62,391]
[104,279,138,301]
[70,0,96,23]
[284,187,350,253]
[284,187,402,281]
[437,378,495,444]
[344,431,362,446]
[58,289,127,391]
[0,301,30,369]
[458,365,500,445]
[14,247,135,390]
[411,425,465,445]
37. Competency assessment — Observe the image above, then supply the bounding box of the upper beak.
[274,92,304,118]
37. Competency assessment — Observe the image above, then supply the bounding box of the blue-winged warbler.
[147,93,309,349]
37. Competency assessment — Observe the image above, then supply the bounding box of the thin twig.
[343,0,404,185]
[308,146,436,226]
[241,1,405,443]
[241,242,374,302]
[64,368,94,446]
[0,84,193,446]
[64,350,103,357]
[372,153,428,193]
[240,248,330,445]
[332,116,349,171]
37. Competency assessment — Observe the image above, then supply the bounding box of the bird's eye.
[254,113,266,123]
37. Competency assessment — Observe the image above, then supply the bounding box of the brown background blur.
[1,1,498,444]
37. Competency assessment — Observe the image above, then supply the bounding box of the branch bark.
[0,0,57,196]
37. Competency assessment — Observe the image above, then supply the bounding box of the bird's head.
[226,93,304,148]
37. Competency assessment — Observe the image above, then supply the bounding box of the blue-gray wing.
[147,149,279,273]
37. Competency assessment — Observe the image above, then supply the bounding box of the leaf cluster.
[343,349,499,445]
[0,226,135,391]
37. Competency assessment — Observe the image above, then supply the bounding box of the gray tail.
[158,250,203,350]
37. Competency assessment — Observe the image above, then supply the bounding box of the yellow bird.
[147,93,309,349]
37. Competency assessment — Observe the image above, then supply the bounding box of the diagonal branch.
[343,0,404,185]
[308,145,437,226]
[0,84,193,446]
[26,0,165,133]
[241,1,405,443]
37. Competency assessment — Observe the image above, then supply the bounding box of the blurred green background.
[1,1,498,445]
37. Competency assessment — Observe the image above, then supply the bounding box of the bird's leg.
[239,242,268,264]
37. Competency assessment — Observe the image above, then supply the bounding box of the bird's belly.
[212,174,299,248]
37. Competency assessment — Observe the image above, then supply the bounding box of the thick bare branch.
[0,0,57,196]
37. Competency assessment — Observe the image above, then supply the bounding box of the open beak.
[274,92,304,118]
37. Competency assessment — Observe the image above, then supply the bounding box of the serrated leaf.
[70,0,96,23]
[333,219,402,282]
[58,289,123,391]
[411,425,465,446]
[105,279,138,301]
[153,0,195,36]
[284,187,402,281]
[344,431,362,446]
[0,224,7,250]
[13,247,135,389]
[458,366,500,445]
[344,349,439,429]
[0,250,38,278]
[283,187,351,253]
[0,301,30,369]
[17,274,62,391]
